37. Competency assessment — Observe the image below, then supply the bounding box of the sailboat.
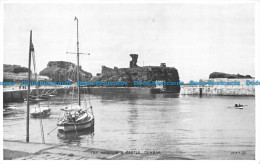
[24,94,38,104]
[57,17,94,132]
[26,33,51,118]
[36,88,51,101]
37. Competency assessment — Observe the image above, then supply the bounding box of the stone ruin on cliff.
[91,54,180,93]
[130,54,139,68]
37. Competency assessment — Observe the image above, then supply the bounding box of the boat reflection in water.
[57,127,94,144]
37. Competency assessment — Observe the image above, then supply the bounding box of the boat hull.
[57,119,94,132]
[3,107,16,116]
[3,111,15,116]
[30,108,51,118]
[24,100,39,104]
[57,127,94,140]
[30,113,51,118]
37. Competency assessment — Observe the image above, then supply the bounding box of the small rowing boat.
[3,106,16,116]
[234,104,244,109]
[30,106,51,118]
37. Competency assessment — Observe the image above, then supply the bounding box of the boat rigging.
[57,17,94,133]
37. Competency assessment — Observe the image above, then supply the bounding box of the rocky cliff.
[4,64,31,73]
[39,61,92,82]
[3,64,50,82]
[91,54,180,93]
[209,72,253,79]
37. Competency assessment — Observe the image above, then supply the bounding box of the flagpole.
[26,30,32,142]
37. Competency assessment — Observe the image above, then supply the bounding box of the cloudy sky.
[3,2,256,82]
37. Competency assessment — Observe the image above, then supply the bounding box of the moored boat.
[30,106,51,118]
[57,17,94,133]
[48,89,58,97]
[26,33,52,119]
[3,106,16,116]
[58,106,94,131]
[24,95,39,103]
[35,95,49,101]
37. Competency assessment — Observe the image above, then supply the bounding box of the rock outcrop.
[4,64,31,73]
[91,54,180,93]
[3,64,50,82]
[39,61,92,82]
[209,72,253,79]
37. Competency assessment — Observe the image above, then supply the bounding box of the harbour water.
[3,93,255,160]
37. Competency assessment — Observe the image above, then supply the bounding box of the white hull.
[30,107,51,118]
[3,107,16,116]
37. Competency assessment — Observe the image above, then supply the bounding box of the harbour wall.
[3,85,255,103]
[87,87,161,94]
[180,78,255,96]
[3,87,63,103]
[3,87,163,103]
[180,86,255,96]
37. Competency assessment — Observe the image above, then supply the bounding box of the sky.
[3,2,256,82]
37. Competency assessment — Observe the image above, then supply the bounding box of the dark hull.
[30,113,51,118]
[57,119,94,132]
[57,127,94,140]
[3,111,15,116]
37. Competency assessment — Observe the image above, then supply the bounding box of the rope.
[80,51,92,108]
[62,87,68,104]
[40,117,45,143]
[47,126,58,135]
[59,85,69,120]
[73,121,78,136]
[66,21,76,54]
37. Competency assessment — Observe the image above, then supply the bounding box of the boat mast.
[75,17,80,106]
[26,30,32,142]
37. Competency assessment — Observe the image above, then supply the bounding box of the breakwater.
[3,87,61,103]
[181,86,255,96]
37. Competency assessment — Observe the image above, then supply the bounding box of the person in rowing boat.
[235,104,243,107]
